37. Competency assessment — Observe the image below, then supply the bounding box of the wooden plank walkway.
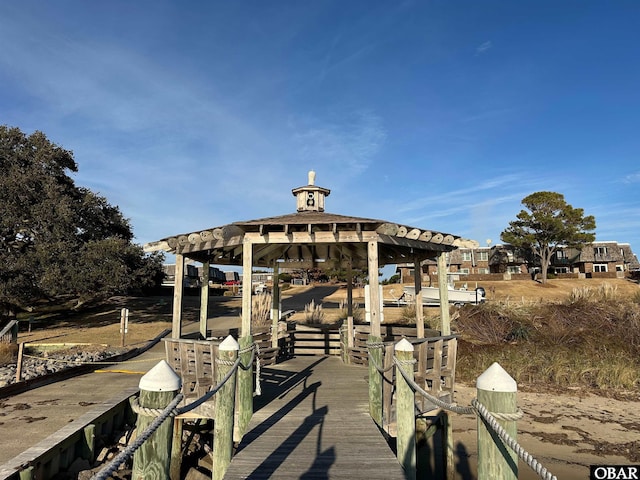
[224,356,407,480]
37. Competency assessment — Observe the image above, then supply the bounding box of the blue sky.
[2,1,640,270]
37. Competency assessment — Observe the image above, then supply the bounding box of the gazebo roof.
[144,173,462,269]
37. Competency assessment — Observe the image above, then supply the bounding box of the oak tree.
[0,126,164,320]
[500,191,596,283]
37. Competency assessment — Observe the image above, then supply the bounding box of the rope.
[393,356,475,415]
[391,355,554,480]
[92,353,244,479]
[472,399,557,480]
[254,343,262,396]
[91,393,184,480]
[366,342,395,374]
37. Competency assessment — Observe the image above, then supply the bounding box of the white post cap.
[395,337,414,352]
[139,360,181,392]
[219,335,240,351]
[476,362,517,393]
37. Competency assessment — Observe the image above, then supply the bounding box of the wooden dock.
[223,356,407,479]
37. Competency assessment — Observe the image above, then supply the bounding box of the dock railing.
[91,334,255,480]
[367,336,559,480]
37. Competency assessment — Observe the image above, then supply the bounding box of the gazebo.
[144,171,463,343]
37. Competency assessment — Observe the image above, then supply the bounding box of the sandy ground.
[451,383,640,479]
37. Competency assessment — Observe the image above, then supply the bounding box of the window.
[556,250,565,259]
[478,268,490,274]
[507,266,521,274]
[594,247,608,256]
[593,264,608,273]
[477,251,489,261]
[460,268,470,275]
[462,252,472,262]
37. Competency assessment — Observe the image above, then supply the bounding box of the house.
[396,240,639,283]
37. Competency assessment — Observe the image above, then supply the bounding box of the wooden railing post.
[16,342,25,383]
[367,334,383,426]
[476,362,518,480]
[213,335,239,480]
[132,360,181,480]
[395,338,416,479]
[235,334,253,442]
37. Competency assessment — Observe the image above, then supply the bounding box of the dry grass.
[301,299,325,324]
[0,343,18,364]
[455,280,640,393]
[248,293,272,328]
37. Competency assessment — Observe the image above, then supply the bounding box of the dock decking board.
[223,356,407,479]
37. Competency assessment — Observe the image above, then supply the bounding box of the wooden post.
[170,418,183,480]
[81,424,95,464]
[476,362,518,480]
[132,360,181,480]
[271,262,280,349]
[368,334,383,426]
[395,338,416,479]
[367,241,381,337]
[120,308,129,347]
[172,254,185,339]
[413,255,424,338]
[346,266,354,349]
[16,342,24,383]
[437,252,451,335]
[241,238,253,337]
[18,467,34,480]
[200,260,210,339]
[442,411,456,480]
[235,334,253,441]
[213,336,239,480]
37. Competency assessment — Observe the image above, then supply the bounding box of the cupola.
[291,170,331,212]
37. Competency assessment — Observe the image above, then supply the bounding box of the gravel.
[0,346,130,387]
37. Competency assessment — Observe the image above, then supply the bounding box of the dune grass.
[455,283,640,392]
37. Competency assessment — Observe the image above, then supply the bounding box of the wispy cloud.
[398,173,525,214]
[623,171,640,184]
[475,40,493,55]
[292,110,387,176]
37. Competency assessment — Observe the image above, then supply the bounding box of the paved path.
[224,356,407,480]
[0,337,169,468]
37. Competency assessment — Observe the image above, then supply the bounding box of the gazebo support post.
[271,261,280,349]
[413,254,424,338]
[346,265,354,349]
[437,251,451,335]
[172,253,184,339]
[237,237,254,441]
[437,249,454,478]
[199,260,209,339]
[367,241,383,426]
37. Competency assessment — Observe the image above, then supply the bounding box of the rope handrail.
[91,392,185,480]
[91,342,261,480]
[472,399,557,480]
[391,354,556,480]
